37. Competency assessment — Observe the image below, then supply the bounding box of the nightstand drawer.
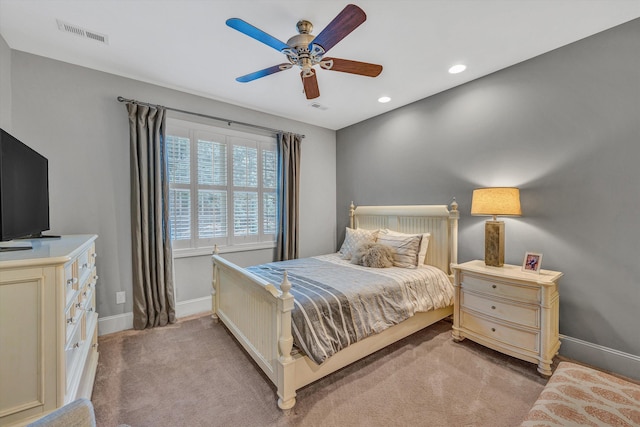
[461,273,540,303]
[461,291,540,328]
[461,311,539,353]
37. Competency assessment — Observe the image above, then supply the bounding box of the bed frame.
[211,201,459,411]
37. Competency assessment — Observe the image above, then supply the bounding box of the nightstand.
[451,260,562,376]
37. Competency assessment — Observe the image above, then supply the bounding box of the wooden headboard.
[349,202,459,275]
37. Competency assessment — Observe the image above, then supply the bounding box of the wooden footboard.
[212,254,296,410]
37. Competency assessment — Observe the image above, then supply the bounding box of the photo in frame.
[522,252,543,273]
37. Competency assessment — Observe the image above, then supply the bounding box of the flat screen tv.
[0,128,52,249]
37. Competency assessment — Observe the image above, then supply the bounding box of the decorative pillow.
[376,229,422,268]
[351,243,395,268]
[382,230,430,267]
[338,227,377,260]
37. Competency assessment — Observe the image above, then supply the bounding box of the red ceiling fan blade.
[236,63,292,83]
[301,70,320,99]
[319,58,382,77]
[309,4,366,54]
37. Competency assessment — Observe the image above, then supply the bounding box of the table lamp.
[471,187,521,267]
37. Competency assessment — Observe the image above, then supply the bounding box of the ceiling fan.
[226,4,383,100]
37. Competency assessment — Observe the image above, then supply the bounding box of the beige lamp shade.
[471,187,522,218]
[471,187,521,267]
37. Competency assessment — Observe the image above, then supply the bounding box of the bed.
[211,202,459,410]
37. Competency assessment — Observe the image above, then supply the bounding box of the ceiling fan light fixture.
[448,64,467,74]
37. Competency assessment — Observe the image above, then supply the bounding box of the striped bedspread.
[247,253,454,364]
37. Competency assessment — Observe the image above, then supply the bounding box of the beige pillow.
[338,227,377,260]
[376,229,422,268]
[380,230,430,267]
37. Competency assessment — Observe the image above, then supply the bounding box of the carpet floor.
[92,315,548,427]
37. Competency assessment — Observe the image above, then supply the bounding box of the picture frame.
[522,252,543,273]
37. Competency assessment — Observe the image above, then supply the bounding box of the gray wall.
[7,49,336,318]
[0,35,10,130]
[337,20,640,374]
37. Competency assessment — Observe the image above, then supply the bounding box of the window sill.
[172,242,276,259]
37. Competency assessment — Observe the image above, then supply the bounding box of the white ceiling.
[1,1,639,130]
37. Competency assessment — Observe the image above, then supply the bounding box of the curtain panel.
[126,103,176,329]
[276,132,301,261]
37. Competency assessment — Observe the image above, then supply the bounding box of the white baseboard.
[98,296,212,336]
[560,334,640,380]
[175,295,212,318]
[98,312,134,336]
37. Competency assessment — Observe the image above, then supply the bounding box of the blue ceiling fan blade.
[236,63,292,83]
[226,18,289,52]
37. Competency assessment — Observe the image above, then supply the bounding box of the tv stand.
[0,245,33,252]
[0,240,33,251]
[17,233,61,240]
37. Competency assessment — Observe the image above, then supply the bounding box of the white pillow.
[376,229,422,268]
[338,228,377,260]
[378,230,430,267]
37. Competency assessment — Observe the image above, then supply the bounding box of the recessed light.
[378,96,391,103]
[448,64,466,74]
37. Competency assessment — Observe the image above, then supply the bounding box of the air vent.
[310,102,328,111]
[56,19,109,44]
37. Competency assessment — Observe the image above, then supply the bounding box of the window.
[166,118,277,255]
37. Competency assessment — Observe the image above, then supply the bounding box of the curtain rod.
[117,96,305,139]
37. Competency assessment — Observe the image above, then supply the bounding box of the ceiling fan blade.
[226,18,289,52]
[309,4,366,54]
[301,70,320,99]
[320,58,382,77]
[236,63,292,83]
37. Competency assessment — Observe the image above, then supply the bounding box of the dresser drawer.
[77,248,91,282]
[461,291,540,328]
[65,296,82,344]
[65,314,85,389]
[461,310,539,353]
[64,261,78,306]
[461,273,540,303]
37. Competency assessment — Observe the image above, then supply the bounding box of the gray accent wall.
[7,50,336,319]
[337,19,640,377]
[0,36,11,130]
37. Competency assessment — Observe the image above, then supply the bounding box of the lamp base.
[485,220,504,267]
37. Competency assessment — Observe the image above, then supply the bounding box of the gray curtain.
[126,103,176,329]
[276,132,301,261]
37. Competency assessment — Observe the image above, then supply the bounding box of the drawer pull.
[72,342,80,349]
[67,279,74,286]
[94,275,99,281]
[92,253,97,258]
[67,317,75,325]
[87,307,94,313]
[491,306,496,310]
[491,328,496,332]
[75,302,82,309]
[81,263,88,269]
[92,343,99,349]
[492,284,497,289]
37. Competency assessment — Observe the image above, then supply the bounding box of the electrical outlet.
[116,291,126,305]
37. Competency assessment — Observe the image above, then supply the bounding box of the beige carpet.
[92,315,548,427]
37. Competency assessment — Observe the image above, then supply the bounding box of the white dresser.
[451,260,562,376]
[0,235,99,426]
